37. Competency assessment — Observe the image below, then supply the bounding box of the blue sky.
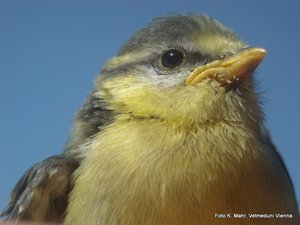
[1,0,299,212]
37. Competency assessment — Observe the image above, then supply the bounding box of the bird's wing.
[0,155,79,223]
[260,126,295,194]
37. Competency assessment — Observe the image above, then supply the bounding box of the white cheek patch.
[196,34,247,56]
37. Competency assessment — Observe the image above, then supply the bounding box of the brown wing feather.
[1,155,78,223]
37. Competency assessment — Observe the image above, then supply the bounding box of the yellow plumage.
[65,108,296,225]
[65,76,297,224]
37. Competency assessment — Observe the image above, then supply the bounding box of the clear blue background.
[1,0,299,212]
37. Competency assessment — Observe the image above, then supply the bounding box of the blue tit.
[1,13,299,225]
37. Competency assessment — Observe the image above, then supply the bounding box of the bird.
[1,13,299,225]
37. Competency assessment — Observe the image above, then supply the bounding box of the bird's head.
[95,14,266,127]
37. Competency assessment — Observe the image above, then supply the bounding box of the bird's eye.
[161,49,184,69]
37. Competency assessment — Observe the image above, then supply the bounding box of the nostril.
[216,53,227,60]
[216,51,233,60]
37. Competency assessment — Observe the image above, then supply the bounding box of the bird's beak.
[185,48,267,85]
